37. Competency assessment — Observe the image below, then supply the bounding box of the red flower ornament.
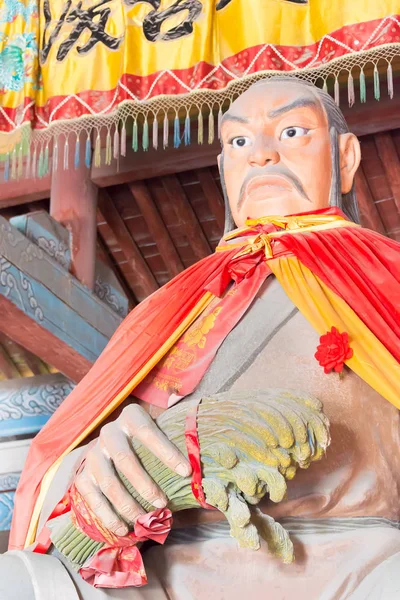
[315,326,353,374]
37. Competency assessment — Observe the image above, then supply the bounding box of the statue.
[2,77,400,600]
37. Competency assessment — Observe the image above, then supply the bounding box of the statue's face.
[219,81,336,226]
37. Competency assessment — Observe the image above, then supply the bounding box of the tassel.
[105,130,112,165]
[85,135,91,168]
[198,110,204,145]
[32,146,37,179]
[44,144,49,175]
[152,117,158,150]
[347,72,355,107]
[334,78,340,106]
[18,144,23,178]
[142,117,149,151]
[94,133,101,168]
[25,145,31,179]
[132,120,138,152]
[387,62,394,99]
[113,127,120,160]
[322,79,328,94]
[374,65,380,101]
[52,139,58,173]
[4,153,10,181]
[208,110,214,144]
[218,106,223,140]
[163,113,169,149]
[359,69,366,103]
[63,140,69,170]
[74,137,80,169]
[11,147,17,180]
[38,147,44,179]
[174,114,180,149]
[121,123,127,157]
[184,114,190,146]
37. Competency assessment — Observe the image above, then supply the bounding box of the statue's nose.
[248,142,279,167]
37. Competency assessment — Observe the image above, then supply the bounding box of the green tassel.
[44,144,49,175]
[360,70,366,103]
[38,148,44,179]
[18,144,23,178]
[142,118,149,151]
[132,120,138,152]
[374,66,380,101]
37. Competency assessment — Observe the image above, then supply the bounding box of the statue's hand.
[74,403,192,536]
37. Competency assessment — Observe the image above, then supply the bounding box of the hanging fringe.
[52,140,58,173]
[18,144,23,179]
[359,69,366,103]
[184,113,190,146]
[218,106,223,140]
[4,153,10,182]
[163,113,169,149]
[334,78,340,106]
[374,66,380,101]
[105,130,112,165]
[94,133,101,168]
[322,79,328,94]
[10,147,17,180]
[387,62,394,99]
[74,137,80,169]
[152,117,158,150]
[132,120,138,152]
[32,146,37,179]
[113,127,120,160]
[142,117,149,151]
[38,147,44,179]
[25,146,31,179]
[63,140,69,171]
[198,110,204,145]
[208,109,215,144]
[44,144,49,176]
[347,72,355,107]
[121,123,127,157]
[85,135,91,168]
[174,114,180,149]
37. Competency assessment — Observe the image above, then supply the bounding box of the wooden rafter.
[374,132,400,213]
[96,233,137,308]
[354,168,386,235]
[162,174,212,260]
[0,335,20,380]
[128,181,185,278]
[196,168,225,231]
[98,190,159,298]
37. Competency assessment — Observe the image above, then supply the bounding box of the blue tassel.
[74,138,80,169]
[374,66,380,101]
[184,115,190,146]
[174,115,181,149]
[4,153,10,181]
[85,136,91,168]
[132,120,138,152]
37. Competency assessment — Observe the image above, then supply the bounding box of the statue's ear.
[338,133,361,194]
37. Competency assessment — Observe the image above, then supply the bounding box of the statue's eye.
[280,127,310,140]
[231,136,252,149]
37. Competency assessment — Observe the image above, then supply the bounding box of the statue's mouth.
[243,175,293,201]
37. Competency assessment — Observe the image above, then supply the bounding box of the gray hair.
[220,77,360,234]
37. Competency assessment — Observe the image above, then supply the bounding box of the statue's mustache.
[238,167,311,211]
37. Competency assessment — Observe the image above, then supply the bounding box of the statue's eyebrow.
[267,97,318,119]
[220,114,250,127]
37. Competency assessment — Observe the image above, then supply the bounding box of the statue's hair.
[220,77,360,234]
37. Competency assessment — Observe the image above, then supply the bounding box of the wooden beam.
[128,182,185,278]
[0,294,92,382]
[50,138,98,289]
[162,174,212,260]
[196,168,225,231]
[0,174,51,208]
[96,232,137,309]
[0,339,20,380]
[98,190,159,297]
[374,132,400,213]
[354,168,386,235]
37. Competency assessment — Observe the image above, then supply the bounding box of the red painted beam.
[0,294,92,383]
